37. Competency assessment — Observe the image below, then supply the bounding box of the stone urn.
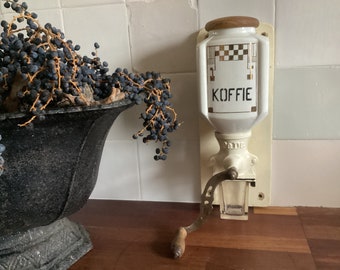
[0,99,132,269]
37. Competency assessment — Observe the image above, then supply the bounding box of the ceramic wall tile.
[62,4,131,72]
[198,0,275,28]
[24,0,60,10]
[276,0,340,67]
[106,72,199,141]
[127,0,198,73]
[36,9,65,31]
[0,0,59,14]
[273,67,340,139]
[105,105,144,141]
[90,140,141,200]
[271,140,340,207]
[0,8,64,32]
[138,140,201,202]
[163,73,199,141]
[61,0,124,8]
[0,1,63,32]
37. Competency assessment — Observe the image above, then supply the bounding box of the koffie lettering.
[212,87,252,102]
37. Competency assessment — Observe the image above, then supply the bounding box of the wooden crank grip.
[170,227,188,259]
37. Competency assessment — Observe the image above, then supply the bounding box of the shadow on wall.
[132,31,198,74]
[108,30,200,141]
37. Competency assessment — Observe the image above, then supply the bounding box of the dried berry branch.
[0,0,181,161]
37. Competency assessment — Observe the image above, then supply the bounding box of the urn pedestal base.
[0,218,92,270]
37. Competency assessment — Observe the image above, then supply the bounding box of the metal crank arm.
[170,167,238,259]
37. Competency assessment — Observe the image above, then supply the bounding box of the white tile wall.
[138,140,201,202]
[127,0,198,73]
[61,0,124,7]
[0,0,59,13]
[164,73,199,141]
[272,140,340,207]
[0,5,64,32]
[137,73,201,202]
[1,0,340,206]
[274,67,340,139]
[91,140,140,200]
[276,0,340,67]
[25,0,60,10]
[91,72,201,202]
[62,4,132,71]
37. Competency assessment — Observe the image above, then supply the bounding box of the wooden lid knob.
[205,16,259,31]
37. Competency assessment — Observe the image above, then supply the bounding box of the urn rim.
[0,98,132,121]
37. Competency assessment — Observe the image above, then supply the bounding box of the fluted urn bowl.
[0,99,132,269]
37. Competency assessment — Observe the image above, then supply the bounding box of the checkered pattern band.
[214,44,249,61]
[207,42,257,82]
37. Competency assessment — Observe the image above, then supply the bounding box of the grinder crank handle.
[171,168,238,259]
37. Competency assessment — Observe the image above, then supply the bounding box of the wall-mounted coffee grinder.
[171,16,270,259]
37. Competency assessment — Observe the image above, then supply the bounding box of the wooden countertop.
[69,200,340,269]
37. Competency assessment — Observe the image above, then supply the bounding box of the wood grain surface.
[69,200,340,270]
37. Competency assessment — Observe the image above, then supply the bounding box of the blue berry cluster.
[0,0,180,161]
[127,70,180,160]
